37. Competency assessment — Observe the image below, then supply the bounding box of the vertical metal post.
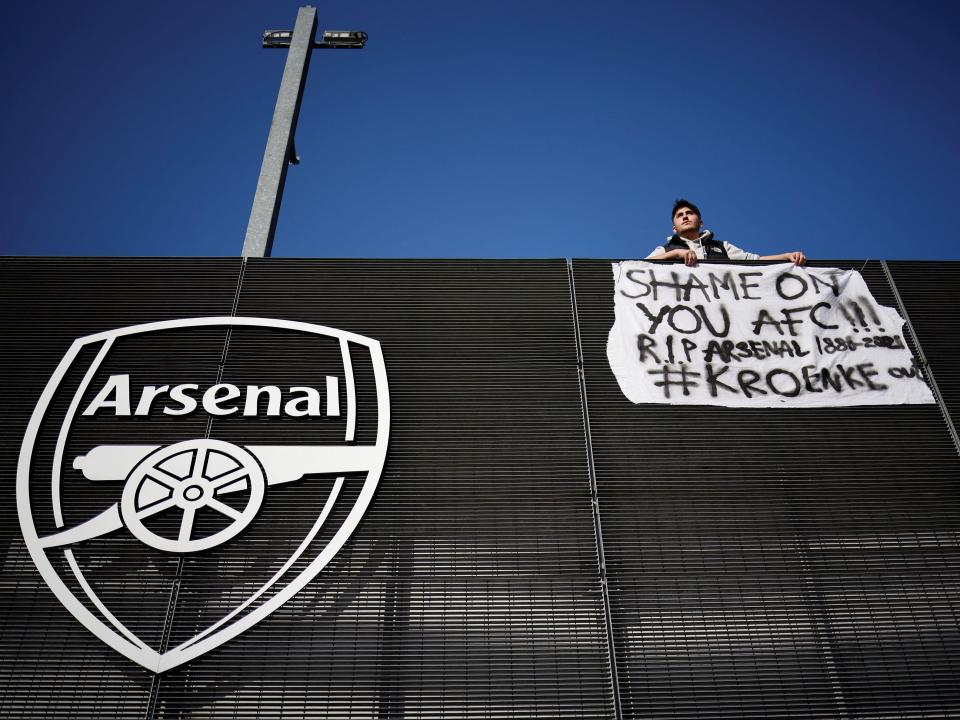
[882,260,960,455]
[567,259,624,720]
[242,6,317,258]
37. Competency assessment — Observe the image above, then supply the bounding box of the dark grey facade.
[1,258,958,719]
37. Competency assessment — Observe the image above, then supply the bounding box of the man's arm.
[647,247,698,267]
[724,242,806,266]
[759,251,807,265]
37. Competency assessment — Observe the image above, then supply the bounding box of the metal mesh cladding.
[1,258,614,719]
[3,257,960,719]
[573,258,960,720]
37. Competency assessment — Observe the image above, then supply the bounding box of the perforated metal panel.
[0,258,242,719]
[1,258,613,719]
[2,257,960,720]
[573,259,960,720]
[886,261,960,444]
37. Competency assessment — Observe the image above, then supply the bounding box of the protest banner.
[607,262,935,408]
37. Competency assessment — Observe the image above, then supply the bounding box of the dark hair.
[672,198,701,219]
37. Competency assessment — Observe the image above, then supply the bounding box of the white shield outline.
[17,316,390,673]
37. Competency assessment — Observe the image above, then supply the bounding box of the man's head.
[671,198,703,238]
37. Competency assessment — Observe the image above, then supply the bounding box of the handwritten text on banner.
[606,262,934,407]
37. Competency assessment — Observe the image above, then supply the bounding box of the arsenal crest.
[16,317,390,673]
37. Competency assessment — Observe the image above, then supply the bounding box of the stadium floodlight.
[262,30,294,48]
[262,29,367,50]
[243,7,368,258]
[317,30,367,49]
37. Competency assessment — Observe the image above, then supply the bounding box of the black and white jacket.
[648,230,759,261]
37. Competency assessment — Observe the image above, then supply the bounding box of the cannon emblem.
[18,316,390,673]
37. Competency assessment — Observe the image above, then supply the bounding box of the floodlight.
[244,7,367,257]
[317,30,367,49]
[263,30,295,48]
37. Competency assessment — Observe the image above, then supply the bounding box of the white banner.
[607,262,934,407]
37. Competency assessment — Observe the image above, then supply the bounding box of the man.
[648,199,806,267]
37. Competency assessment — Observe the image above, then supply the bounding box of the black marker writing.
[811,272,841,297]
[776,272,808,301]
[704,339,810,363]
[648,366,701,398]
[766,369,802,397]
[752,309,784,336]
[705,363,737,397]
[810,302,839,330]
[637,334,661,364]
[635,302,730,337]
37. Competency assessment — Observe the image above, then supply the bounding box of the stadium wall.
[1,257,958,719]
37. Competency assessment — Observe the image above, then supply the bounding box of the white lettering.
[203,384,241,415]
[243,385,282,416]
[325,376,340,416]
[285,386,321,417]
[134,385,170,416]
[82,376,340,418]
[83,374,131,416]
[164,384,199,415]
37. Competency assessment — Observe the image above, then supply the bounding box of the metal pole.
[242,6,317,258]
[567,259,624,720]
[882,260,960,456]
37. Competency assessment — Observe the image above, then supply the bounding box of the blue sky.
[1,1,958,260]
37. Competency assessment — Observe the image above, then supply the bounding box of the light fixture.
[262,29,367,49]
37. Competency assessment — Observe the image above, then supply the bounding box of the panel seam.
[144,257,247,718]
[882,260,960,456]
[567,258,623,720]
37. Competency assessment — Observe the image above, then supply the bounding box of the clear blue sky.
[1,1,958,260]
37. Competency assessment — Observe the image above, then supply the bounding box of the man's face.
[673,206,702,235]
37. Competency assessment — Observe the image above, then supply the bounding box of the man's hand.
[666,248,697,266]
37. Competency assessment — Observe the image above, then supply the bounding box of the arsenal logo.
[16,317,390,672]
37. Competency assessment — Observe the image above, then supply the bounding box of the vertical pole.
[567,259,624,720]
[882,260,960,455]
[242,6,317,258]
